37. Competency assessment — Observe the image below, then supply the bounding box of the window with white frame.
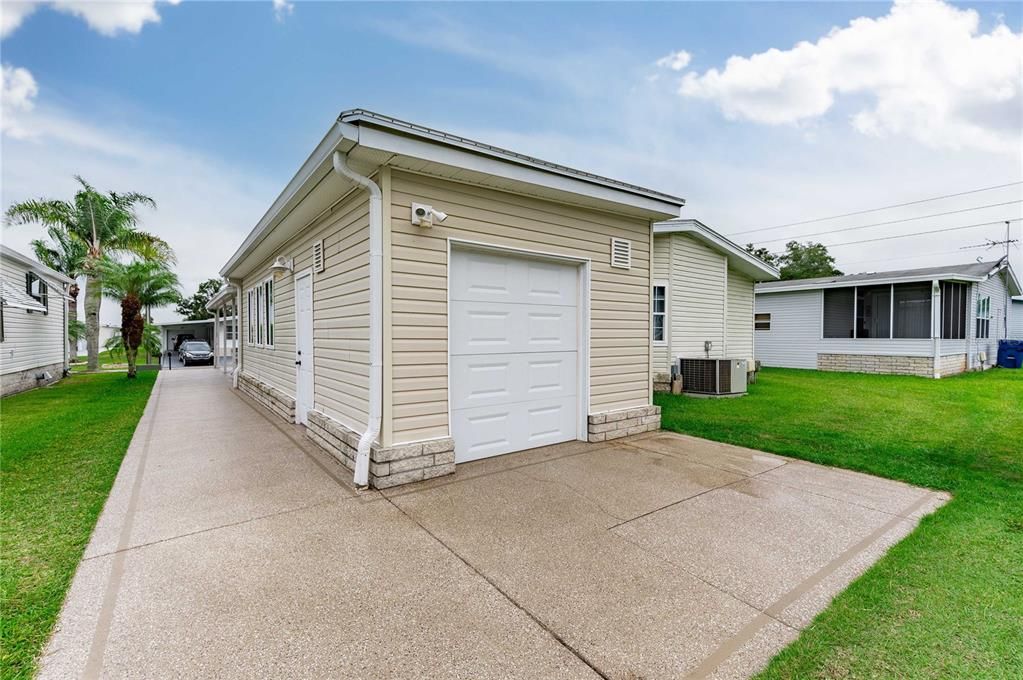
[246,278,275,347]
[976,296,991,339]
[652,283,667,343]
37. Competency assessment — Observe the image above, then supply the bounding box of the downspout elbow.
[332,151,382,488]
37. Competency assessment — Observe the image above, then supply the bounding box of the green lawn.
[656,368,1023,679]
[0,372,156,679]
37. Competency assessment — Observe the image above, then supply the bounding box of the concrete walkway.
[41,369,948,679]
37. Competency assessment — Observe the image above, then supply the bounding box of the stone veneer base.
[817,353,970,378]
[588,405,661,442]
[238,373,296,423]
[305,409,455,489]
[1,361,64,397]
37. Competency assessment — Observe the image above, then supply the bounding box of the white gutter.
[331,150,381,488]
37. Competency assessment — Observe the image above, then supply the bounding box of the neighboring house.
[78,324,119,357]
[1011,297,1023,339]
[211,109,685,489]
[0,244,73,397]
[650,219,780,389]
[754,258,1021,378]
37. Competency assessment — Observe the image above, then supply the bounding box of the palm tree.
[5,176,173,370]
[99,259,180,378]
[105,323,161,364]
[31,226,87,358]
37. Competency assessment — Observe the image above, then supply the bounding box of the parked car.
[173,333,195,353]
[179,340,214,366]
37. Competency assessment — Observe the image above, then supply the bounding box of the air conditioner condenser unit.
[677,358,748,396]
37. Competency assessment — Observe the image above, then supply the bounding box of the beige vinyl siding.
[726,268,755,360]
[388,170,652,445]
[240,190,371,432]
[0,260,66,375]
[651,235,672,378]
[670,234,727,359]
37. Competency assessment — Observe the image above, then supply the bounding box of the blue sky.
[2,1,1020,322]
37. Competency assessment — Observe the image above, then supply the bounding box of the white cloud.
[655,50,691,72]
[1,76,277,326]
[1,64,39,138]
[677,0,1022,153]
[2,1,182,38]
[273,0,293,22]
[1,2,38,37]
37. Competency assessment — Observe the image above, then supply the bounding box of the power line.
[749,200,1022,245]
[840,248,972,268]
[729,181,1023,237]
[823,218,1023,248]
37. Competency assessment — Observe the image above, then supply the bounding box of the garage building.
[212,109,685,488]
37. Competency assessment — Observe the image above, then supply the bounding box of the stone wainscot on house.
[754,258,1021,378]
[1,244,73,396]
[211,109,688,489]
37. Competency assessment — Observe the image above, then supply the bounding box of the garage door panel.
[454,396,578,462]
[451,248,580,464]
[451,302,577,355]
[451,352,576,409]
[451,249,577,306]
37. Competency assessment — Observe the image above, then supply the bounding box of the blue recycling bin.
[997,339,1023,369]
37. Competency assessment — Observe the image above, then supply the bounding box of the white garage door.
[450,248,580,463]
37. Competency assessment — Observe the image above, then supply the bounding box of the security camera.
[411,202,447,226]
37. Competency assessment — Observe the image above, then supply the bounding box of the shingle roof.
[757,260,1005,292]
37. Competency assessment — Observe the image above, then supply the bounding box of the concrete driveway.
[41,370,947,679]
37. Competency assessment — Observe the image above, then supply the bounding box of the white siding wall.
[754,290,822,369]
[726,268,755,361]
[1010,300,1023,339]
[1,258,66,377]
[669,235,727,359]
[651,233,758,377]
[240,190,371,432]
[971,272,1012,364]
[389,170,653,445]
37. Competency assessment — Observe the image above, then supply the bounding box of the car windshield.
[181,342,210,352]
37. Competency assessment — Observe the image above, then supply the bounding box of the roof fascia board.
[757,272,987,293]
[655,220,780,280]
[356,125,682,217]
[343,111,685,207]
[983,260,1022,296]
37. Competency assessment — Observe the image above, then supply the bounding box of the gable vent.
[312,239,324,273]
[610,238,632,269]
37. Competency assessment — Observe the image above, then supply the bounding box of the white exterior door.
[295,272,314,425]
[450,248,580,463]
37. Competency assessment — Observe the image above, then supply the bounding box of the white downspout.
[232,282,242,388]
[932,279,941,378]
[332,150,381,488]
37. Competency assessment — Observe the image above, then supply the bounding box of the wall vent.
[610,238,632,269]
[313,239,324,273]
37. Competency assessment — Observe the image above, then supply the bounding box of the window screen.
[856,285,891,339]
[823,288,855,338]
[893,283,931,338]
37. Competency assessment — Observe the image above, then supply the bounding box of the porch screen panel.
[893,283,931,338]
[941,282,967,340]
[856,285,891,338]
[823,288,855,338]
